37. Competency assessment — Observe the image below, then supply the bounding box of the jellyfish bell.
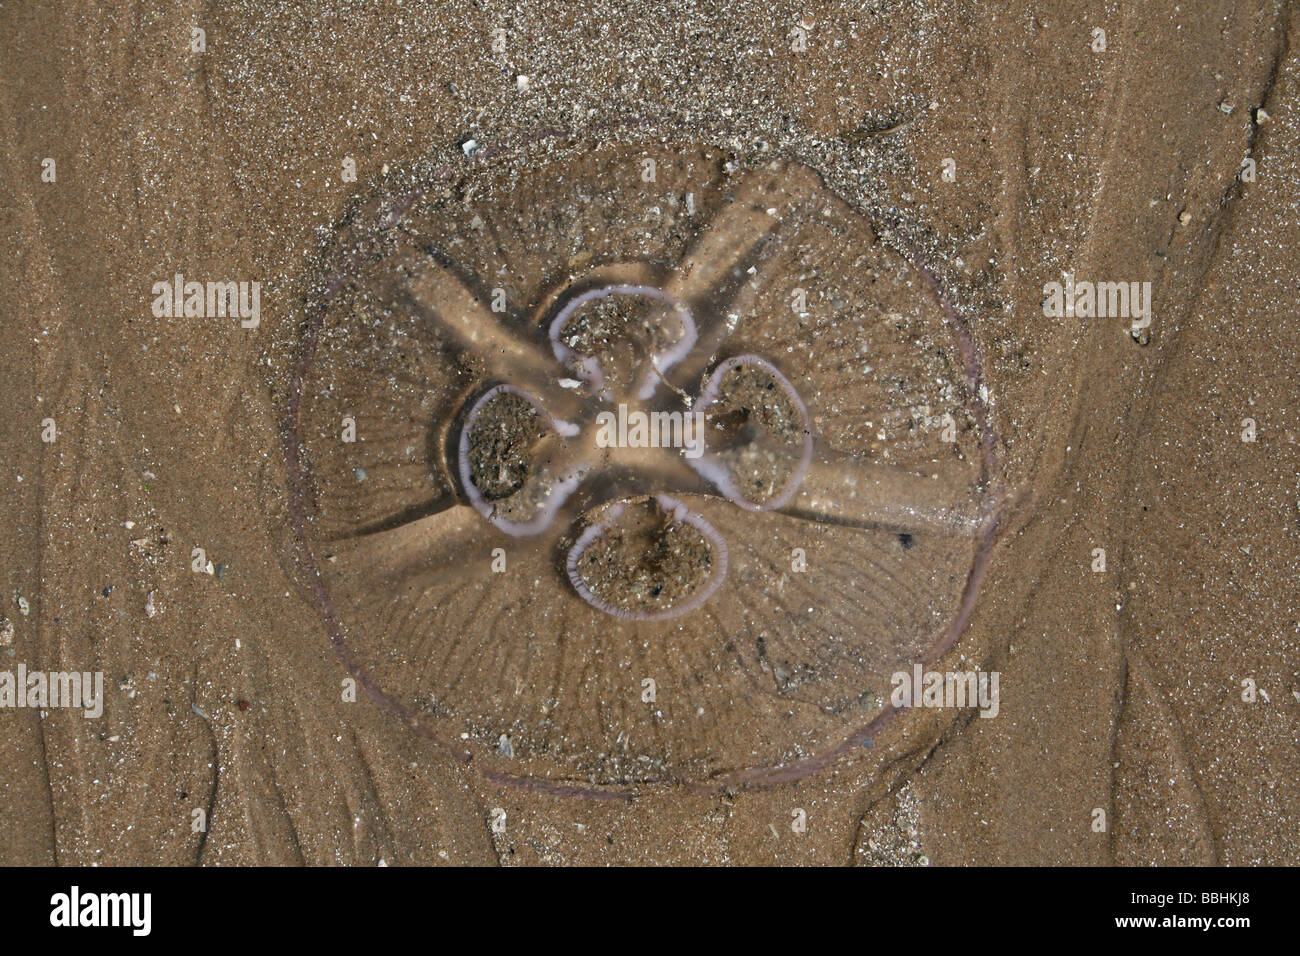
[284,136,1002,792]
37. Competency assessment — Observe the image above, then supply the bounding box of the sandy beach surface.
[0,0,1296,865]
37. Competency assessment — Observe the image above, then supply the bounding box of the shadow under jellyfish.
[283,138,1004,793]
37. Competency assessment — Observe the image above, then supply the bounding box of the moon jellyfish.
[283,138,1002,793]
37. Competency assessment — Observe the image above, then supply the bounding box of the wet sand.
[0,0,1296,865]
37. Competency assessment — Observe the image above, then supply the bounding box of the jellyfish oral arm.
[783,447,988,537]
[404,260,582,417]
[661,163,824,388]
